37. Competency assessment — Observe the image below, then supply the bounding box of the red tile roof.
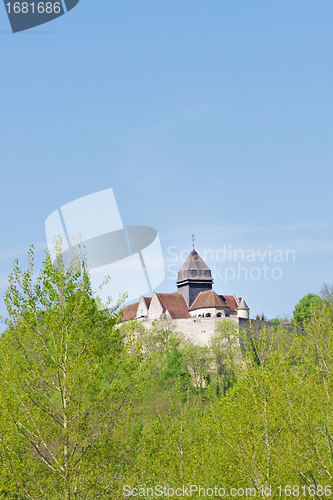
[121,292,242,321]
[144,297,152,307]
[189,290,226,311]
[219,295,238,312]
[156,293,191,319]
[121,302,138,321]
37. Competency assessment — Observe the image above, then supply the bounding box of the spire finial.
[192,235,195,249]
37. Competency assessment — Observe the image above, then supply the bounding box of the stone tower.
[177,248,213,307]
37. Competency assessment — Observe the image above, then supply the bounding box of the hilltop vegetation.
[0,250,333,499]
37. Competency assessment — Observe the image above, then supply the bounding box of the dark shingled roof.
[177,249,213,284]
[179,249,210,272]
[156,293,191,319]
[189,290,226,311]
[121,302,138,321]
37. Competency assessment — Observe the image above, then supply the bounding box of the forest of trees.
[0,248,333,499]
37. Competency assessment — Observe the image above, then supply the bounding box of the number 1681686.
[6,2,61,14]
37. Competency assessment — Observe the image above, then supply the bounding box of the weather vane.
[192,234,195,249]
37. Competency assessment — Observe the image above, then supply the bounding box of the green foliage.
[181,341,210,395]
[0,246,142,499]
[209,319,239,395]
[130,306,333,496]
[4,248,333,496]
[160,341,189,381]
[292,293,323,325]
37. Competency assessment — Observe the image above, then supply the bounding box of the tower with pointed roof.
[121,240,250,344]
[176,247,214,307]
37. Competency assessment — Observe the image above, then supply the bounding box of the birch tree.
[0,247,141,500]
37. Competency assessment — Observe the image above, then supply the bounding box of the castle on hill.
[122,246,249,345]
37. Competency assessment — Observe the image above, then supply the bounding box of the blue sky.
[1,0,333,323]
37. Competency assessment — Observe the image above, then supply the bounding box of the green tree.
[0,247,142,499]
[160,341,189,382]
[209,319,239,396]
[181,341,210,395]
[292,293,323,326]
[129,306,333,496]
[133,383,202,492]
[202,325,296,495]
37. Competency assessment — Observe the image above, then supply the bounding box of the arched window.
[205,313,211,318]
[216,313,221,317]
[198,314,201,317]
